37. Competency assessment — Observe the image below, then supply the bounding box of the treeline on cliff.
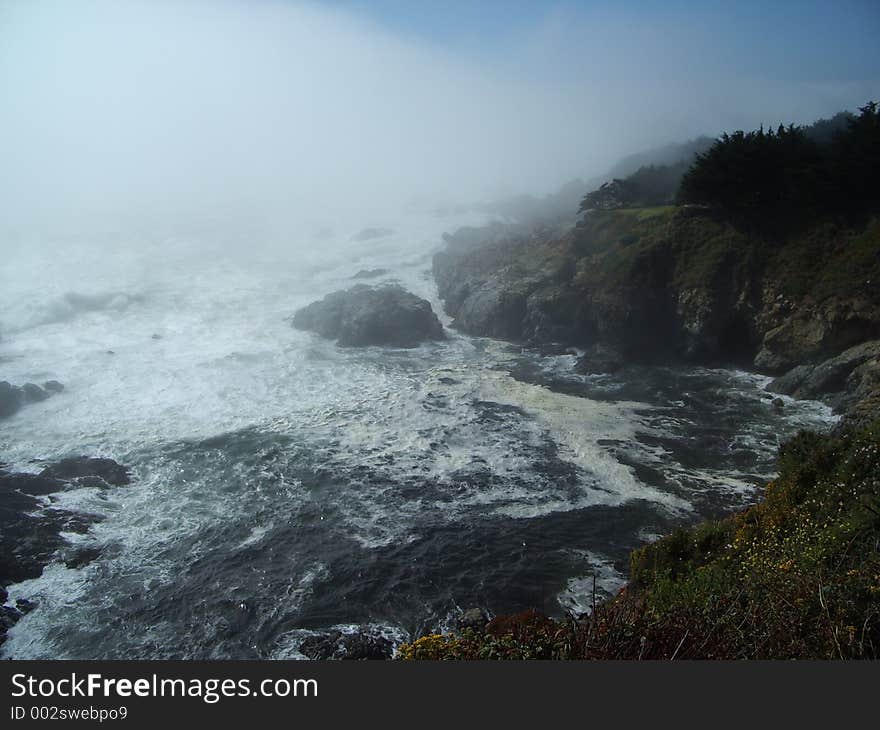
[580,102,879,233]
[678,102,880,232]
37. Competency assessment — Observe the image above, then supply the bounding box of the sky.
[327,0,880,85]
[0,0,878,230]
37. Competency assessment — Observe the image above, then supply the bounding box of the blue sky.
[326,0,880,83]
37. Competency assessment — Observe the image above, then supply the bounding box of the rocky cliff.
[433,208,880,424]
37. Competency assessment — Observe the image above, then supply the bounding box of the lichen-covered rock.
[292,284,445,348]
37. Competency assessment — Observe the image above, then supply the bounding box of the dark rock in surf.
[0,472,67,496]
[1,457,128,588]
[574,344,625,375]
[292,284,445,348]
[1,380,64,419]
[40,457,130,487]
[0,382,23,419]
[15,598,36,615]
[21,383,49,403]
[298,630,393,660]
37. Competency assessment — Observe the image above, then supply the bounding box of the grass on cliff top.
[611,205,676,220]
[398,420,880,659]
[573,208,879,308]
[766,217,880,303]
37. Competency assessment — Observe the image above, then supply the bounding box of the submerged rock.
[292,284,445,348]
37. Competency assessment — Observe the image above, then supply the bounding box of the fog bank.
[1,0,878,232]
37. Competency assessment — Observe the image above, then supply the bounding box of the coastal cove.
[2,201,864,658]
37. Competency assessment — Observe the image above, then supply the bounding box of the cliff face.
[433,208,880,422]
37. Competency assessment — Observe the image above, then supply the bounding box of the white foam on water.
[475,366,692,515]
[557,550,627,616]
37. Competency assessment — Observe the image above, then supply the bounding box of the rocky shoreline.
[432,208,880,429]
[0,456,131,648]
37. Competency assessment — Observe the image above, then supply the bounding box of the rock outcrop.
[0,455,130,646]
[768,340,880,427]
[292,284,445,348]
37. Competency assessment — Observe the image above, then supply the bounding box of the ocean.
[0,210,835,658]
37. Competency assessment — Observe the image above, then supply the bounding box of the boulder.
[292,285,445,348]
[766,364,813,396]
[458,607,489,632]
